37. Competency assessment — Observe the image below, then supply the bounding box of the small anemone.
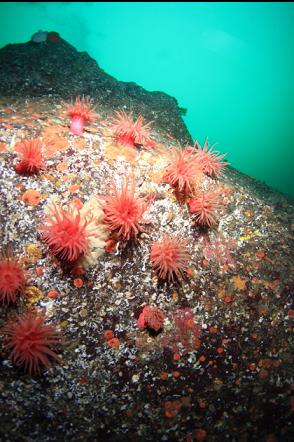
[137,306,165,332]
[194,138,229,177]
[188,190,222,227]
[0,247,26,304]
[100,175,150,241]
[109,111,155,149]
[3,313,62,375]
[163,146,203,197]
[150,235,190,282]
[39,203,96,262]
[66,96,97,135]
[14,138,44,175]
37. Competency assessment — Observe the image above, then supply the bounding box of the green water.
[1,2,293,197]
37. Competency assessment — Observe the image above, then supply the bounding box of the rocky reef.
[0,35,293,442]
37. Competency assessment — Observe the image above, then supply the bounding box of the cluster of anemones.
[0,248,62,376]
[162,139,228,228]
[12,98,156,179]
[96,176,194,285]
[3,93,230,373]
[91,139,227,286]
[65,97,157,151]
[39,176,191,287]
[141,138,228,289]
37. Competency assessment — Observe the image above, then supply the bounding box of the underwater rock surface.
[0,36,293,442]
[0,37,191,146]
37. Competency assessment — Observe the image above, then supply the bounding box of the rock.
[0,37,192,145]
